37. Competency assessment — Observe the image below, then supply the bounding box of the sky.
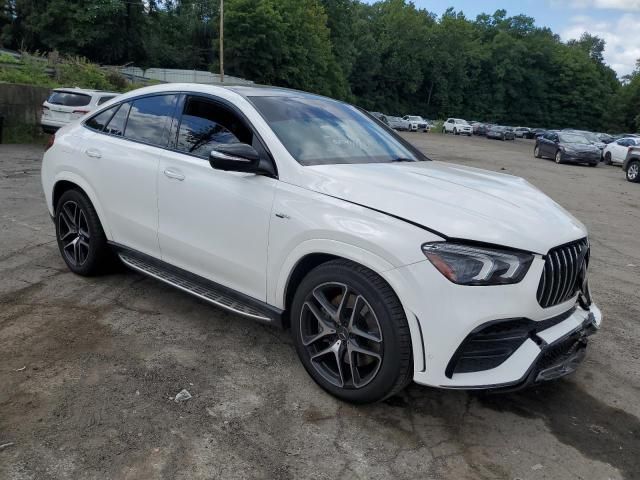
[366,0,640,77]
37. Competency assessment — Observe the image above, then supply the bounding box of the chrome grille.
[537,239,589,308]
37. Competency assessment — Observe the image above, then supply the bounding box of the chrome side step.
[118,251,281,325]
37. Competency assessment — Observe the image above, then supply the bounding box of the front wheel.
[534,145,541,158]
[627,160,640,183]
[291,260,413,404]
[453,128,458,135]
[555,150,563,164]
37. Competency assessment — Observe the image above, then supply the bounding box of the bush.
[0,54,54,87]
[56,57,113,90]
[0,53,19,64]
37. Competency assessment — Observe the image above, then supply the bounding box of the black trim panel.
[445,307,577,378]
[110,242,284,328]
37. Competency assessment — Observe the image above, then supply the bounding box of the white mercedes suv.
[41,84,601,403]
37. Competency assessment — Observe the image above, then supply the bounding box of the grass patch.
[2,123,47,144]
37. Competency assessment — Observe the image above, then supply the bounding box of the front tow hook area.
[534,315,599,383]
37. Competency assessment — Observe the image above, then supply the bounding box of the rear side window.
[125,95,177,146]
[97,95,116,105]
[104,102,131,136]
[85,105,118,131]
[176,97,250,159]
[47,91,90,107]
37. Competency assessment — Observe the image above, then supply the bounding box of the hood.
[300,161,586,254]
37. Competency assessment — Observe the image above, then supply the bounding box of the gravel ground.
[0,134,638,480]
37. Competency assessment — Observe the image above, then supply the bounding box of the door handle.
[164,168,185,181]
[85,148,102,158]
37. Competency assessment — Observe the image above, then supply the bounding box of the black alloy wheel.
[55,189,111,275]
[291,260,412,403]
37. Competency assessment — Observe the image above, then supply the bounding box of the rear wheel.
[291,260,412,404]
[555,150,563,164]
[604,152,612,165]
[627,160,640,183]
[55,189,110,276]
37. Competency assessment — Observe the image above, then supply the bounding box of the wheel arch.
[276,243,427,374]
[51,174,113,240]
[623,155,640,172]
[274,240,396,312]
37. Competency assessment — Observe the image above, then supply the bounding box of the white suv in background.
[443,118,472,135]
[41,83,601,403]
[41,87,119,133]
[402,115,429,132]
[603,137,640,165]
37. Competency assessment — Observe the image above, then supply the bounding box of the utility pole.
[219,0,224,83]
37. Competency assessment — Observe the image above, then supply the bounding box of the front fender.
[271,239,395,310]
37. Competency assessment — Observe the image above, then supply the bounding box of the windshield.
[249,96,425,166]
[454,119,468,124]
[407,116,422,121]
[559,133,590,144]
[574,131,599,143]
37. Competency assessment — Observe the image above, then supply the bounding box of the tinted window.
[85,106,117,131]
[125,95,177,146]
[48,91,91,107]
[250,95,424,166]
[176,97,250,159]
[104,102,131,136]
[97,95,116,105]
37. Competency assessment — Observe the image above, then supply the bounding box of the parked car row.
[463,120,638,183]
[369,111,432,133]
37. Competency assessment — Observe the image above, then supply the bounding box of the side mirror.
[209,143,260,173]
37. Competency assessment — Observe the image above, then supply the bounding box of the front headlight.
[422,242,534,285]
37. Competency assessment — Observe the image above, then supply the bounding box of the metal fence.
[119,67,253,86]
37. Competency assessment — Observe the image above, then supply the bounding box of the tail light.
[45,133,55,152]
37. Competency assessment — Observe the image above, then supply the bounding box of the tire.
[534,145,541,158]
[555,150,563,164]
[290,259,413,404]
[604,152,612,165]
[453,128,458,135]
[442,128,446,134]
[588,162,598,167]
[501,134,506,141]
[55,189,111,276]
[627,160,640,183]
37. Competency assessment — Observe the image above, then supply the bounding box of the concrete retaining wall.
[0,83,51,126]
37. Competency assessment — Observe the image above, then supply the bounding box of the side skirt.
[110,243,284,328]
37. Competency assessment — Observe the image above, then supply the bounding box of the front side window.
[249,95,425,166]
[125,95,177,146]
[176,96,250,159]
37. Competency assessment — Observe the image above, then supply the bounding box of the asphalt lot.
[1,134,639,479]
